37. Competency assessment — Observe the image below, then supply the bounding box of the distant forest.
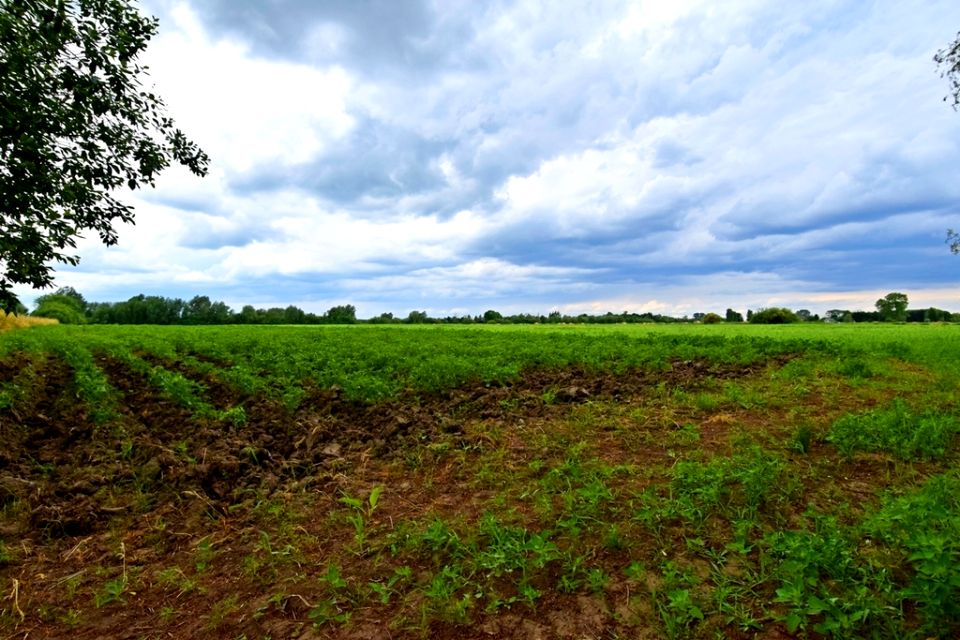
[27,287,959,326]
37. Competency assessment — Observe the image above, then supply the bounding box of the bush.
[701,313,723,324]
[749,308,799,324]
[33,301,86,324]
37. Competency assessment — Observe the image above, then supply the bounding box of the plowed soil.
[0,352,793,639]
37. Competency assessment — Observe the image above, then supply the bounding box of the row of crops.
[0,323,958,638]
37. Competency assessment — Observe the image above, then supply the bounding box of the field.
[0,323,958,639]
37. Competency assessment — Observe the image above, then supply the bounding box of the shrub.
[702,313,723,324]
[749,308,799,324]
[32,300,86,324]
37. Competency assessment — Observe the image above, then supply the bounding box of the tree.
[405,310,428,324]
[34,285,86,314]
[283,304,305,324]
[39,285,86,311]
[368,311,395,324]
[749,307,799,324]
[825,309,850,322]
[32,286,85,323]
[237,305,258,324]
[0,0,208,311]
[325,305,356,324]
[935,32,960,109]
[483,309,503,323]
[725,308,743,322]
[875,292,909,322]
[935,35,960,253]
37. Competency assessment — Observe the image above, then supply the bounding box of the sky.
[20,0,960,317]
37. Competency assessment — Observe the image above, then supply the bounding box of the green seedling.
[93,577,126,608]
[339,486,384,553]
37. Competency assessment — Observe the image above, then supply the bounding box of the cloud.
[20,0,960,317]
[143,2,356,175]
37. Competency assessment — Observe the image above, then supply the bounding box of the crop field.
[0,323,958,639]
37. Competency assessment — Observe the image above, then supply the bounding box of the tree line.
[28,288,959,326]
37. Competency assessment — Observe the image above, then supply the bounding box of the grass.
[0,322,958,638]
[0,312,57,332]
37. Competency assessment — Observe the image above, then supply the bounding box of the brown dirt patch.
[0,353,801,639]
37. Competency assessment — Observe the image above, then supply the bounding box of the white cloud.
[145,3,355,175]
[216,202,490,279]
[23,0,960,316]
[341,258,601,301]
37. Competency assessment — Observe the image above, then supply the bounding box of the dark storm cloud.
[229,117,456,206]
[190,0,479,76]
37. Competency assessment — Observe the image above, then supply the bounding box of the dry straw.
[0,311,58,332]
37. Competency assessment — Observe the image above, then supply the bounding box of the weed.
[155,567,198,595]
[339,486,384,554]
[865,473,960,634]
[829,400,958,460]
[195,537,216,572]
[623,560,647,582]
[320,564,349,591]
[309,599,352,627]
[670,446,796,521]
[586,567,609,593]
[652,561,705,639]
[207,594,241,630]
[788,424,814,454]
[367,565,412,604]
[767,513,894,636]
[836,357,875,379]
[93,577,126,608]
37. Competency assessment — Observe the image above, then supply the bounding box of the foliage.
[404,310,428,324]
[182,296,232,325]
[19,287,960,326]
[36,286,86,311]
[483,309,503,322]
[0,0,208,310]
[32,299,85,324]
[725,308,744,322]
[865,473,960,635]
[876,292,909,322]
[828,399,958,460]
[325,305,357,324]
[748,307,799,324]
[935,31,960,109]
[32,286,86,323]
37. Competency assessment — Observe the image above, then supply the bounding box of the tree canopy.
[935,31,960,109]
[32,285,86,323]
[748,307,800,324]
[936,33,960,255]
[876,292,909,322]
[0,0,208,310]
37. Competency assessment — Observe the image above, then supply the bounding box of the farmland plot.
[0,324,958,639]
